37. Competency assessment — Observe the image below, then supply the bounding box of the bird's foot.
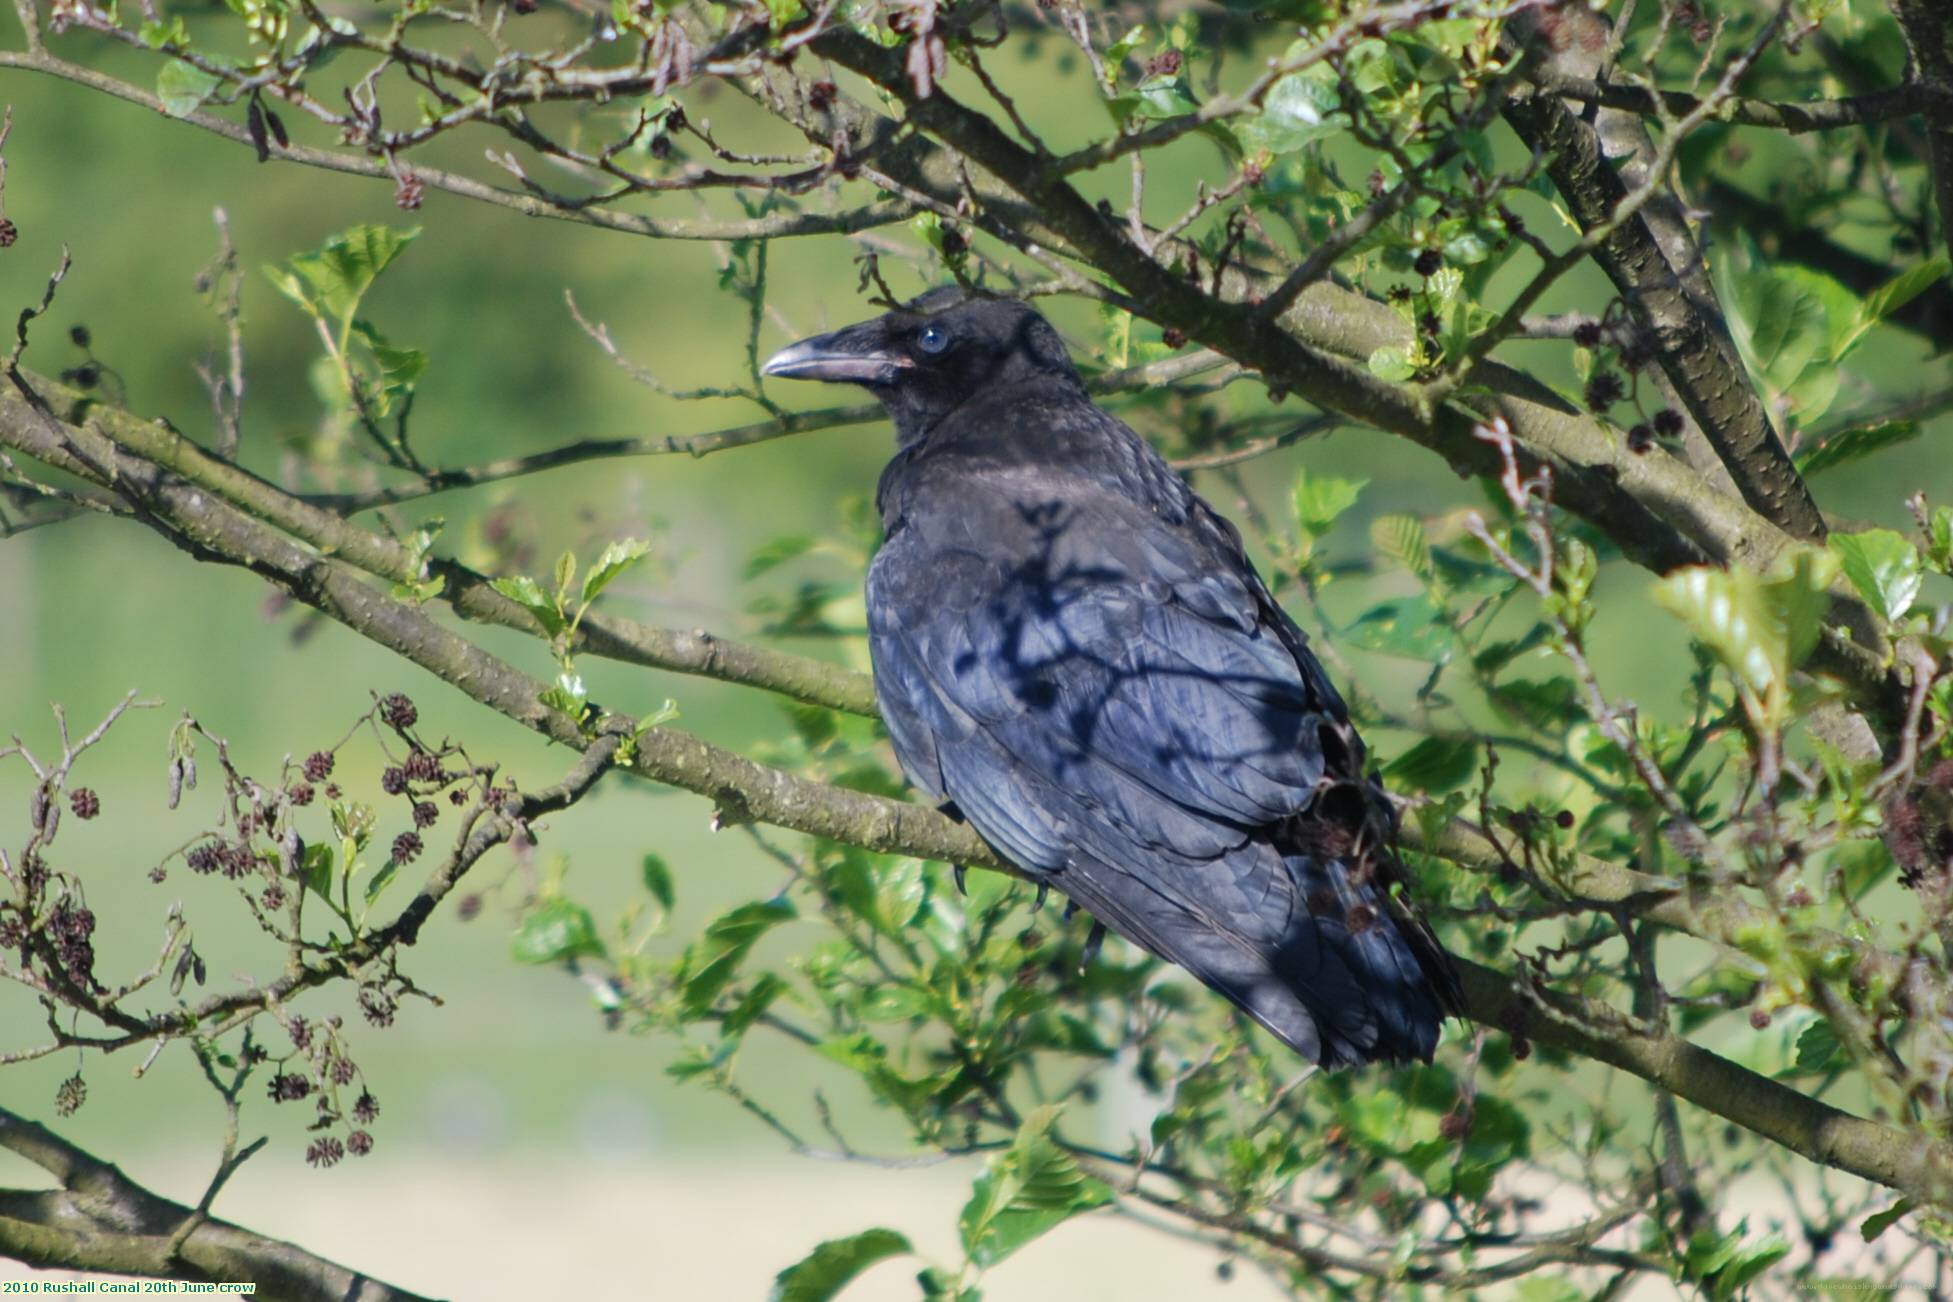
[1079,920,1106,973]
[1030,881,1048,913]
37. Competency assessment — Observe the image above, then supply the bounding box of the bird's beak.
[761,324,912,385]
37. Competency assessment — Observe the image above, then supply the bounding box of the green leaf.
[640,853,675,911]
[1837,256,1950,357]
[1712,1234,1789,1301]
[140,16,190,46]
[1861,1199,1914,1242]
[300,841,335,903]
[489,574,568,638]
[1341,594,1453,661]
[681,898,796,1014]
[1794,1019,1839,1073]
[1652,547,1837,724]
[770,1228,912,1302]
[1794,420,1920,478]
[512,897,604,964]
[958,1106,1111,1269]
[722,971,788,1039]
[364,857,399,904]
[1384,737,1478,793]
[1366,345,1416,382]
[274,226,420,328]
[1238,64,1345,154]
[1831,529,1923,623]
[158,59,224,117]
[1291,469,1366,537]
[582,538,651,605]
[1369,513,1431,580]
[369,341,427,413]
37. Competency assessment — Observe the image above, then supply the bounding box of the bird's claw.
[1079,920,1107,974]
[952,864,968,895]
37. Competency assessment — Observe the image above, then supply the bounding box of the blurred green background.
[1,8,1948,1297]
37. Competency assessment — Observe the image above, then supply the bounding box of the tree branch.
[0,1109,436,1300]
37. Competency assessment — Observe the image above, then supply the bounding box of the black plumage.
[762,290,1462,1067]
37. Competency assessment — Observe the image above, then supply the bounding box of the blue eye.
[916,325,951,355]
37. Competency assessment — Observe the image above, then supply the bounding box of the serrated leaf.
[1292,469,1366,537]
[640,853,675,910]
[1370,513,1430,580]
[1795,1019,1839,1073]
[1794,420,1920,478]
[959,1106,1110,1268]
[158,59,223,117]
[582,538,650,604]
[275,225,419,327]
[681,898,795,1014]
[1831,529,1923,623]
[770,1228,912,1302]
[512,897,603,964]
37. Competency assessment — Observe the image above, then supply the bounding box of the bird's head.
[761,288,1080,444]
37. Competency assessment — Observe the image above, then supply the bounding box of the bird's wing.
[867,468,1449,1064]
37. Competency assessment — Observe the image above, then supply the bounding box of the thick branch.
[1504,11,1827,542]
[1892,0,1953,249]
[0,1110,434,1300]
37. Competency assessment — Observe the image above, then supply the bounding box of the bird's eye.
[915,325,951,356]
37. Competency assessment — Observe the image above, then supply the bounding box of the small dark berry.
[306,1137,345,1168]
[289,782,315,807]
[289,1015,313,1050]
[404,750,441,782]
[379,693,418,730]
[347,1129,374,1156]
[0,219,17,247]
[69,324,91,348]
[1627,424,1655,454]
[1584,372,1624,411]
[939,227,966,257]
[1653,408,1685,438]
[1619,344,1648,374]
[449,788,469,807]
[381,767,408,796]
[392,831,423,865]
[304,751,335,782]
[330,1055,357,1085]
[1142,49,1182,78]
[1161,326,1187,349]
[412,801,438,829]
[261,884,286,910]
[68,363,100,389]
[1571,321,1603,349]
[1413,248,1442,277]
[359,985,397,1028]
[394,174,424,211]
[808,81,837,112]
[54,1073,87,1117]
[324,783,342,800]
[69,788,100,819]
[1511,1036,1532,1060]
[648,135,672,161]
[353,1090,380,1123]
[1749,1008,1771,1030]
[1554,809,1575,829]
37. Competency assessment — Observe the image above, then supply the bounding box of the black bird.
[763,289,1462,1067]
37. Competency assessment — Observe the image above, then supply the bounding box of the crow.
[763,289,1462,1067]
